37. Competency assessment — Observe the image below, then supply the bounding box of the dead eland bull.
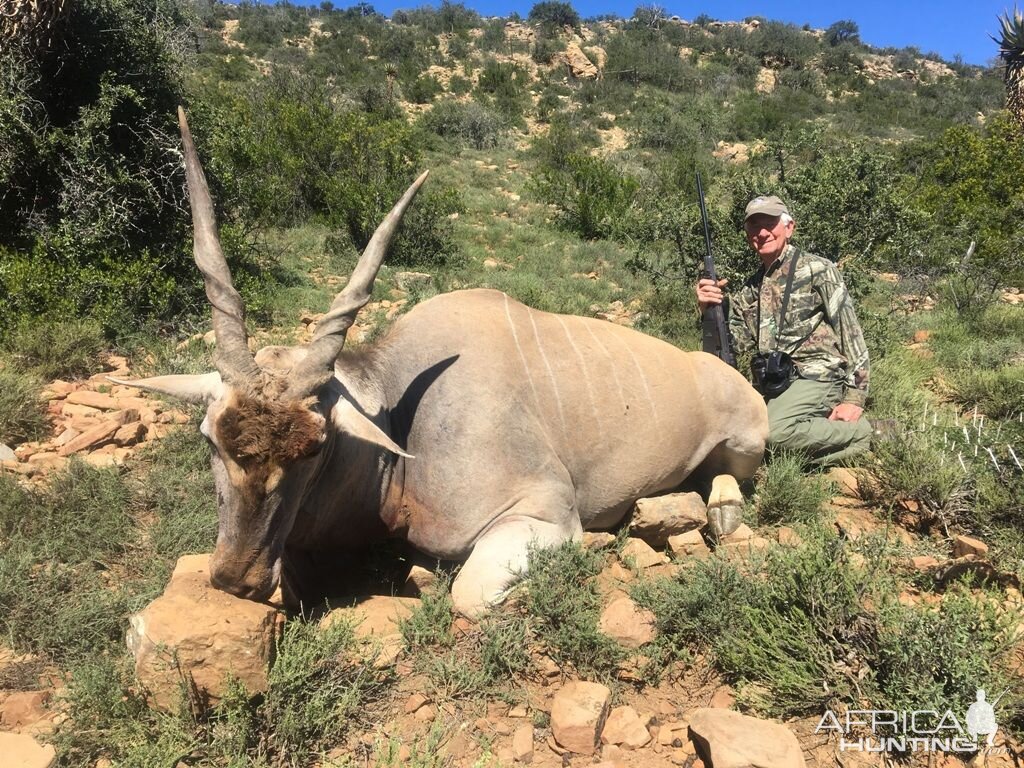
[118,109,768,617]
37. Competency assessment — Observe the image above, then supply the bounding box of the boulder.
[600,705,651,749]
[620,538,668,569]
[0,732,57,768]
[400,565,439,597]
[630,493,707,546]
[598,596,657,649]
[953,534,988,558]
[551,681,611,754]
[126,554,284,712]
[667,529,710,559]
[688,708,804,768]
[0,443,15,461]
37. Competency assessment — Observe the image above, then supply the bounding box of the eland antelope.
[117,109,768,617]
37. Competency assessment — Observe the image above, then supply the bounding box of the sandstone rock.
[553,41,599,78]
[47,380,77,396]
[0,732,56,768]
[709,686,736,709]
[620,538,667,569]
[630,493,707,546]
[414,704,437,722]
[583,531,617,550]
[688,708,804,768]
[712,141,751,164]
[404,692,430,714]
[60,402,102,419]
[320,595,420,666]
[551,681,611,754]
[401,565,439,597]
[0,443,15,461]
[953,534,988,558]
[51,428,80,448]
[826,467,860,498]
[512,724,534,763]
[911,555,940,570]
[755,67,776,94]
[601,705,651,749]
[0,690,50,730]
[719,523,753,543]
[57,420,121,456]
[127,554,284,712]
[598,596,657,649]
[777,526,803,547]
[113,422,147,447]
[667,529,710,559]
[65,390,118,410]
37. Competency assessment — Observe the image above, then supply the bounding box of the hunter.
[696,195,881,465]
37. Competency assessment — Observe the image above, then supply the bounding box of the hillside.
[1,1,1024,766]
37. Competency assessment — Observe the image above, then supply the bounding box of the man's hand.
[696,277,728,314]
[829,403,864,422]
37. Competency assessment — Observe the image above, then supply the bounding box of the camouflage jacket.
[728,244,870,407]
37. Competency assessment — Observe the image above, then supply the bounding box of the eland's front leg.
[451,511,582,618]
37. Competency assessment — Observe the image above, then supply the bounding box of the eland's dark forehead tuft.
[218,394,322,466]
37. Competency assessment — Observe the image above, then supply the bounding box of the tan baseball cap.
[744,195,790,220]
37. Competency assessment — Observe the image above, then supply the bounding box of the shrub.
[0,370,48,444]
[0,0,207,335]
[405,73,443,103]
[525,542,624,679]
[530,153,638,240]
[528,1,581,33]
[633,525,899,716]
[1,318,105,379]
[753,452,832,525]
[421,99,504,149]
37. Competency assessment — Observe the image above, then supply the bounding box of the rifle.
[696,172,736,368]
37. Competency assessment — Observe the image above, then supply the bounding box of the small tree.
[528,1,580,33]
[825,19,860,47]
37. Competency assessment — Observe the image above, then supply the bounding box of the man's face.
[744,213,794,264]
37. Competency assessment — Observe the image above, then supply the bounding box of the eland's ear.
[108,372,225,404]
[333,398,414,458]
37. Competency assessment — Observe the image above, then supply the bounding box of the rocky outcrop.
[126,554,284,712]
[552,41,599,79]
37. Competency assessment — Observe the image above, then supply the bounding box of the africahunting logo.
[815,688,1008,753]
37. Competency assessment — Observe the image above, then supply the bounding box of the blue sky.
[342,0,1009,66]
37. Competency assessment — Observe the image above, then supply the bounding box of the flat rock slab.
[127,554,284,713]
[688,708,805,768]
[551,681,611,755]
[0,732,56,768]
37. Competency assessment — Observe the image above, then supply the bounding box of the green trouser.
[766,377,873,466]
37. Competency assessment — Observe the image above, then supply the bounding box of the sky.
[344,0,1010,67]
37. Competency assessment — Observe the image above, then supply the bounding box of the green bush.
[528,1,581,33]
[0,0,208,335]
[0,370,48,445]
[525,542,624,679]
[1,318,105,379]
[421,99,504,149]
[633,525,889,716]
[753,452,832,525]
[530,153,638,240]
[405,73,444,104]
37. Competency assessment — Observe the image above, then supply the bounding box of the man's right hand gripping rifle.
[695,172,736,368]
